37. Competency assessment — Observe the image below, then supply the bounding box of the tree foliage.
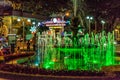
[9,0,120,32]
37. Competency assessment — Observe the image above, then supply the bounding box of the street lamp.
[86,16,93,34]
[101,20,105,30]
[27,19,31,22]
[114,29,119,40]
[17,17,25,50]
[17,18,32,50]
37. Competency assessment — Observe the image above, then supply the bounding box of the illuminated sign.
[45,18,66,27]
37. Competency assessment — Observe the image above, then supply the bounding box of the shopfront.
[44,17,66,38]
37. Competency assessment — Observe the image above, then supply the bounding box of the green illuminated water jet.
[36,31,115,71]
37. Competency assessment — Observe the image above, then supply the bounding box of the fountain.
[34,31,116,71]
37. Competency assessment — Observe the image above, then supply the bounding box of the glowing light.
[32,22,35,25]
[86,16,90,19]
[101,20,105,24]
[113,41,117,44]
[17,18,21,22]
[30,26,36,33]
[104,43,107,46]
[90,17,93,20]
[35,63,39,66]
[53,18,57,23]
[65,12,70,16]
[115,29,118,32]
[38,22,41,26]
[86,16,93,20]
[27,19,31,22]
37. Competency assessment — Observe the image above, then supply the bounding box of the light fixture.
[17,18,21,22]
[32,22,35,25]
[101,20,105,24]
[27,19,31,22]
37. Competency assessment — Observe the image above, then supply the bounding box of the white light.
[38,22,41,26]
[32,22,35,25]
[86,16,90,19]
[53,18,57,23]
[27,19,31,22]
[113,41,117,44]
[90,17,93,20]
[35,63,39,66]
[86,16,93,20]
[17,18,21,22]
[101,20,105,24]
[104,43,107,46]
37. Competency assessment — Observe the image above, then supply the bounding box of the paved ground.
[0,71,119,80]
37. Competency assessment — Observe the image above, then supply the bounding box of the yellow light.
[115,29,118,32]
[65,12,70,16]
[49,26,62,28]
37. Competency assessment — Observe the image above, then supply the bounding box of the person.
[27,40,30,51]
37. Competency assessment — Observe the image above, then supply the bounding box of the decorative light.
[30,26,36,33]
[38,22,41,26]
[53,18,57,23]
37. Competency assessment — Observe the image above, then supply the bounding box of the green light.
[34,31,116,71]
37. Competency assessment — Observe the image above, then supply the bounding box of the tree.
[8,0,72,20]
[71,0,120,33]
[9,0,120,32]
[71,16,80,38]
[70,0,91,35]
[85,0,120,32]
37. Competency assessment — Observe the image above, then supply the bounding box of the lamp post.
[86,16,93,34]
[115,29,119,40]
[101,20,105,31]
[17,17,26,50]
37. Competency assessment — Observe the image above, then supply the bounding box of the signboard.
[45,18,66,27]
